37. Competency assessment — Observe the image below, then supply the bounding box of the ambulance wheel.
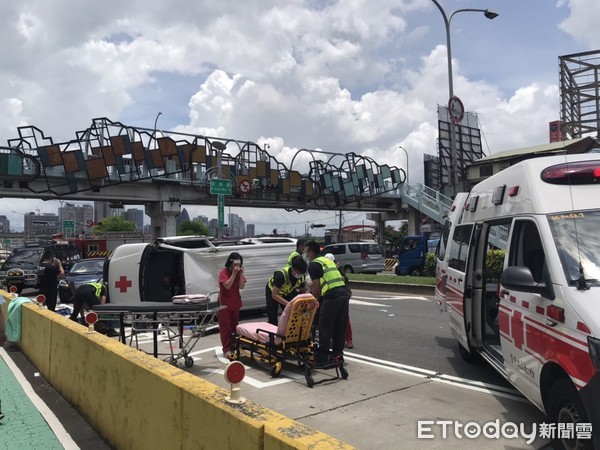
[270,362,282,378]
[184,357,194,368]
[547,378,592,450]
[458,342,479,363]
[340,366,349,380]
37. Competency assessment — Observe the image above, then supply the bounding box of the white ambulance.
[436,154,600,450]
[105,236,297,310]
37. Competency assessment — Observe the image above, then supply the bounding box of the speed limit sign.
[239,179,251,194]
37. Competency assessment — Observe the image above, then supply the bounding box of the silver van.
[322,242,385,274]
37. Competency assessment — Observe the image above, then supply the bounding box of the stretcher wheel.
[306,375,314,388]
[184,357,194,368]
[270,362,282,378]
[340,366,349,380]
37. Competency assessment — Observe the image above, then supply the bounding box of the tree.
[178,220,209,236]
[92,216,136,234]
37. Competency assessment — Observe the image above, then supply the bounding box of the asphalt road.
[348,288,511,388]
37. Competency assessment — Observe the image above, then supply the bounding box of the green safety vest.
[313,256,346,295]
[287,251,301,266]
[86,282,105,299]
[268,268,305,297]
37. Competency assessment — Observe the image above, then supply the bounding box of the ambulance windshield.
[548,211,600,286]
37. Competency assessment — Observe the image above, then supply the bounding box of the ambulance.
[436,154,600,450]
[104,235,297,310]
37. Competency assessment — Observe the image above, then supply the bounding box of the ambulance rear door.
[445,222,475,353]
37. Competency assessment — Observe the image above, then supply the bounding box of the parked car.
[0,241,82,294]
[321,242,385,274]
[58,258,105,303]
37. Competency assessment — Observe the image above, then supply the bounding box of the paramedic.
[218,252,246,360]
[265,255,307,325]
[324,253,353,349]
[69,282,119,337]
[37,249,65,311]
[287,239,307,266]
[305,241,349,363]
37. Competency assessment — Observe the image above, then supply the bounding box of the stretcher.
[92,293,221,368]
[233,293,349,387]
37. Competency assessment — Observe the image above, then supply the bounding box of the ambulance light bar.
[541,161,600,185]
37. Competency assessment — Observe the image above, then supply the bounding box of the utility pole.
[337,210,343,243]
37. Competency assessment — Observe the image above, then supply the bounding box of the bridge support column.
[406,207,420,236]
[145,201,181,239]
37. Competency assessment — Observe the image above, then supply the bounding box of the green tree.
[92,216,136,233]
[178,220,209,236]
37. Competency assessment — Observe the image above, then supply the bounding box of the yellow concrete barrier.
[19,304,354,450]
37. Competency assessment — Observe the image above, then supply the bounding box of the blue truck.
[394,234,439,276]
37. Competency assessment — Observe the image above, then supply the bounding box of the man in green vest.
[305,241,349,363]
[69,282,118,337]
[287,239,307,266]
[265,255,307,325]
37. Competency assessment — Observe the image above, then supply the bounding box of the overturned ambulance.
[105,236,297,310]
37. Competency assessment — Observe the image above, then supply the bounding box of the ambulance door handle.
[501,289,509,296]
[545,319,558,327]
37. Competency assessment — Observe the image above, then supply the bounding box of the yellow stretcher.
[233,293,348,387]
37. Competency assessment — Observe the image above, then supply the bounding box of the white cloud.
[0,0,593,234]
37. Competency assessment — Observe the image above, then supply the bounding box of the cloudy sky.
[2,0,599,235]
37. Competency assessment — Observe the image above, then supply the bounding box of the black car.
[58,258,105,303]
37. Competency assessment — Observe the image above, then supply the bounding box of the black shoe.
[105,329,120,338]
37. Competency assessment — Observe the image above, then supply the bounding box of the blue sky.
[1,0,599,234]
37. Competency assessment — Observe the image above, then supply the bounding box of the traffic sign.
[62,220,75,228]
[238,179,251,194]
[210,178,232,195]
[448,95,465,124]
[218,194,225,228]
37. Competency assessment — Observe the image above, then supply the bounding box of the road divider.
[348,280,435,296]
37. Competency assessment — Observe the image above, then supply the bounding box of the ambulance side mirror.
[500,266,555,300]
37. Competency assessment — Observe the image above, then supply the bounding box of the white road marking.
[350,295,430,306]
[344,352,526,402]
[0,347,80,449]
[188,347,523,400]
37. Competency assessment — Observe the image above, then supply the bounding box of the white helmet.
[324,253,335,261]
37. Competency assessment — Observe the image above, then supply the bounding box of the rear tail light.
[541,160,600,185]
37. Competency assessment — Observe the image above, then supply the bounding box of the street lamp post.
[430,1,498,195]
[399,146,409,185]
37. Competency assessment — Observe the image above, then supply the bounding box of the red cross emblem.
[115,276,133,293]
[511,310,525,350]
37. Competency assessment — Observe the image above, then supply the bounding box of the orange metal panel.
[101,146,116,166]
[47,145,63,166]
[131,141,145,162]
[63,151,82,173]
[157,137,177,156]
[150,149,164,168]
[86,158,109,180]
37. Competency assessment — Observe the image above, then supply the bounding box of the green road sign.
[62,220,75,228]
[210,178,232,195]
[218,194,225,228]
